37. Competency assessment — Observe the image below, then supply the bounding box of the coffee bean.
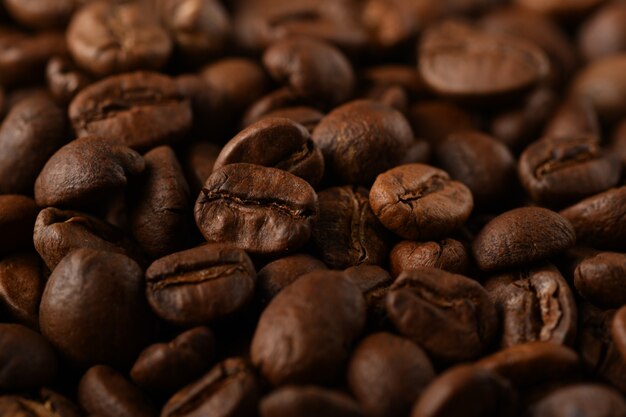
[78,365,156,417]
[251,270,365,385]
[146,243,256,325]
[530,384,626,417]
[0,92,66,194]
[574,252,626,308]
[214,117,325,186]
[0,253,45,329]
[161,357,260,417]
[256,106,324,133]
[257,254,327,304]
[67,1,171,76]
[0,195,37,253]
[347,332,435,417]
[40,249,153,367]
[362,65,427,99]
[131,326,216,393]
[386,266,498,362]
[69,72,192,150]
[3,0,78,29]
[312,99,414,185]
[578,1,626,61]
[312,186,389,269]
[343,265,394,327]
[195,163,318,255]
[370,164,473,240]
[518,135,621,207]
[182,141,222,196]
[0,323,57,390]
[408,101,474,146]
[46,56,92,103]
[263,37,355,106]
[35,136,145,209]
[0,390,82,417]
[560,187,626,251]
[485,264,577,347]
[260,386,363,417]
[543,97,600,139]
[390,239,469,277]
[612,306,626,361]
[241,88,305,129]
[472,207,576,272]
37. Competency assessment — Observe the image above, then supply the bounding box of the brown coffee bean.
[260,386,363,417]
[263,37,355,106]
[257,254,327,304]
[343,265,394,327]
[408,101,474,146]
[67,1,171,76]
[131,326,216,393]
[612,306,626,361]
[386,266,498,362]
[78,365,156,417]
[256,106,325,133]
[410,365,517,417]
[419,20,549,101]
[35,136,145,209]
[348,332,435,417]
[312,186,389,269]
[46,56,92,103]
[543,97,600,139]
[574,252,626,308]
[195,163,318,255]
[370,164,473,240]
[214,117,325,187]
[362,65,427,98]
[578,1,626,61]
[312,99,414,185]
[0,390,82,417]
[361,0,434,49]
[2,0,79,29]
[146,243,256,326]
[0,92,66,194]
[530,384,626,417]
[182,141,221,196]
[40,249,153,367]
[0,323,58,390]
[390,239,469,277]
[251,270,365,385]
[0,253,45,329]
[560,187,626,251]
[0,195,37,253]
[484,264,577,347]
[162,357,260,417]
[241,88,306,129]
[518,135,621,207]
[69,72,192,150]
[472,207,576,272]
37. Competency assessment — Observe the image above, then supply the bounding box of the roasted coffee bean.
[348,332,435,417]
[0,195,37,253]
[344,264,394,327]
[78,365,156,417]
[578,1,626,61]
[518,135,621,207]
[161,357,260,417]
[543,98,600,139]
[410,365,517,417]
[40,249,153,367]
[130,146,190,258]
[67,1,171,76]
[361,0,433,49]
[530,384,626,417]
[251,270,365,385]
[408,101,474,146]
[0,92,66,194]
[389,239,469,277]
[257,254,327,304]
[369,164,473,240]
[213,117,325,186]
[46,56,92,103]
[612,306,626,361]
[195,163,318,255]
[183,141,221,196]
[35,136,145,209]
[386,266,498,362]
[560,187,626,251]
[131,326,216,393]
[241,88,306,128]
[312,186,389,269]
[256,106,325,133]
[69,72,192,150]
[419,20,549,101]
[362,65,426,99]
[260,386,363,417]
[34,207,143,270]
[574,252,626,308]
[484,264,577,347]
[2,0,79,29]
[146,243,256,326]
[263,37,355,106]
[0,323,58,390]
[312,99,414,185]
[476,342,580,388]
[0,253,45,329]
[472,207,576,272]
[0,390,82,417]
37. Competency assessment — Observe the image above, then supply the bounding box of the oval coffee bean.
[257,254,327,304]
[251,270,365,385]
[260,386,363,417]
[612,306,626,361]
[578,1,626,62]
[386,266,498,362]
[3,0,77,29]
[40,249,153,368]
[574,252,626,308]
[343,265,394,327]
[543,97,600,139]
[35,136,145,209]
[530,384,626,417]
[161,357,260,417]
[256,106,324,133]
[0,390,82,417]
[0,195,37,253]
[145,244,256,326]
[370,164,473,240]
[195,163,318,255]
[347,332,435,417]
[472,207,575,272]
[46,55,92,104]
[389,239,469,277]
[213,117,325,186]
[0,253,45,329]
[408,101,475,146]
[69,72,192,150]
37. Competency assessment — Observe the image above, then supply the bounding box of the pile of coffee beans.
[2,0,626,415]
